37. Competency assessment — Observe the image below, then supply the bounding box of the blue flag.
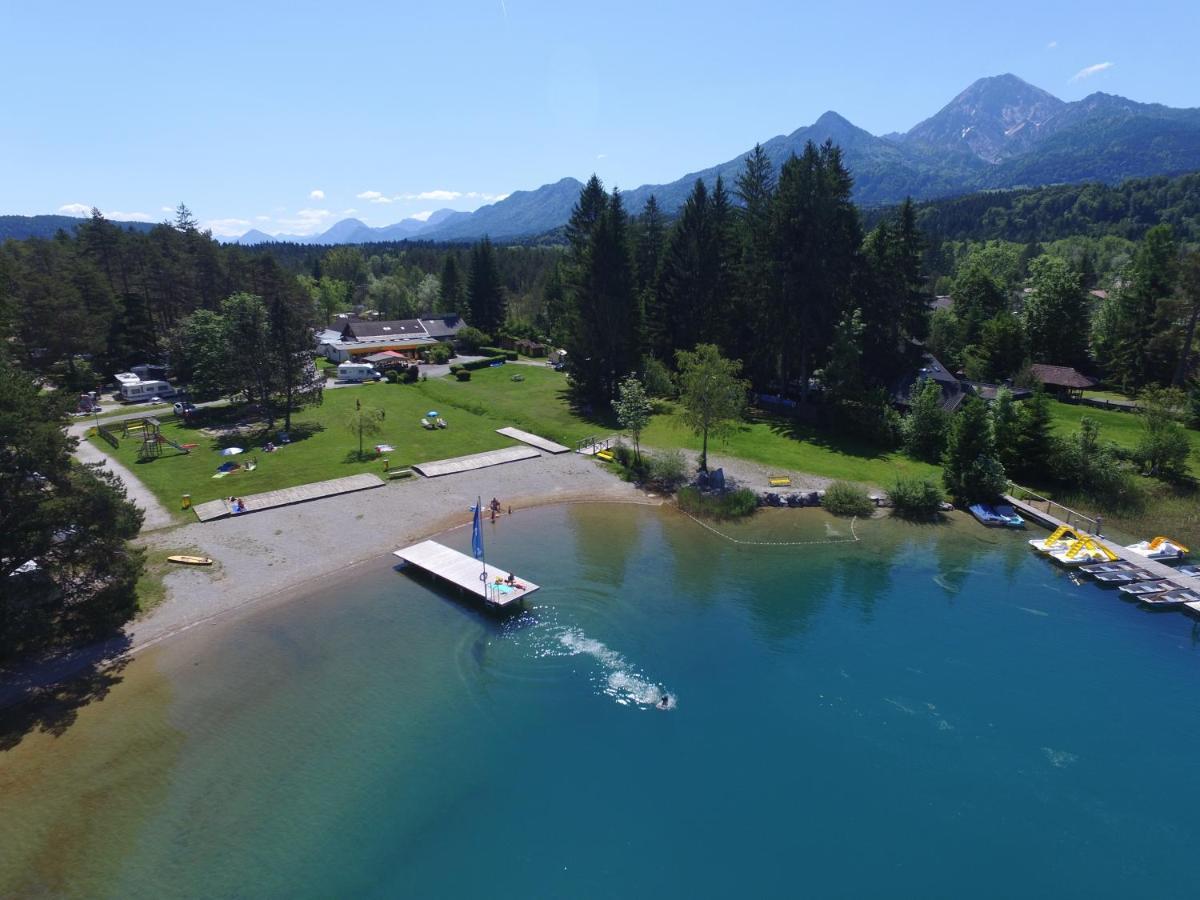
[471,500,484,560]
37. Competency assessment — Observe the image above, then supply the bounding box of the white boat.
[1125,536,1189,562]
[1048,544,1117,566]
[1028,524,1090,553]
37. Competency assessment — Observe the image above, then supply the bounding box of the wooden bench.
[768,475,792,487]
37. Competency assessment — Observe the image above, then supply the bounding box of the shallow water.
[4,504,1200,897]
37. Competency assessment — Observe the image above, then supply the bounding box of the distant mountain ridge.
[409,74,1200,243]
[0,214,157,242]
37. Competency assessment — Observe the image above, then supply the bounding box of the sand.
[130,451,656,651]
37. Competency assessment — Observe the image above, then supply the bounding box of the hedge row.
[449,355,507,374]
[479,347,519,361]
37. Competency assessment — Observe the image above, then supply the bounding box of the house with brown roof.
[1028,364,1098,399]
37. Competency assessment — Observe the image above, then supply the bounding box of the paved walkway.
[72,433,176,531]
[192,473,386,522]
[496,426,571,454]
[412,446,540,477]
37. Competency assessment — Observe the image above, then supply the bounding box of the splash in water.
[541,626,676,710]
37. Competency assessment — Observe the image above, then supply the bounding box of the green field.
[642,405,939,484]
[90,380,516,507]
[90,365,953,511]
[1046,399,1200,472]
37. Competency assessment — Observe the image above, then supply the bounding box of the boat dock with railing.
[1005,483,1200,616]
[392,540,539,607]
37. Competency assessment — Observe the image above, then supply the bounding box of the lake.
[4,503,1200,898]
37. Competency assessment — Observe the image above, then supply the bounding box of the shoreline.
[2,443,837,715]
[1,448,660,714]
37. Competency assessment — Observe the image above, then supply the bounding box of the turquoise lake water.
[5,503,1200,897]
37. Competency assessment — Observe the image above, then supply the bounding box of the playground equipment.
[135,417,190,460]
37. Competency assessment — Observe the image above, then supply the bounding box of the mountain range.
[388,74,1200,245]
[3,74,1196,247]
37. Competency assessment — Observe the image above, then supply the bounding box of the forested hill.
[879,172,1200,245]
[0,214,156,241]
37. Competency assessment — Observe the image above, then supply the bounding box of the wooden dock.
[1004,492,1196,600]
[411,446,540,478]
[192,473,385,522]
[392,539,539,606]
[495,426,570,454]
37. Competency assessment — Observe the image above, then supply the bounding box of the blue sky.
[3,0,1195,237]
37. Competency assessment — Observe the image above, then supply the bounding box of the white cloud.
[58,203,91,217]
[410,210,434,221]
[341,208,357,215]
[356,190,386,201]
[256,215,271,221]
[1071,61,1113,82]
[160,205,175,213]
[309,189,325,200]
[273,208,334,234]
[202,217,252,237]
[486,193,509,204]
[1046,40,1058,49]
[107,210,154,222]
[596,153,607,159]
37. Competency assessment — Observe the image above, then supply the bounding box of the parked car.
[174,401,197,418]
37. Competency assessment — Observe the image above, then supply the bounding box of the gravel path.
[71,430,176,531]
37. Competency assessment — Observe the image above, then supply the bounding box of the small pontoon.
[969,503,1025,528]
[1079,561,1136,575]
[1176,564,1200,578]
[1141,588,1200,609]
[1093,568,1155,584]
[1118,579,1176,597]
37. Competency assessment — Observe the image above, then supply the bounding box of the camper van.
[337,362,380,383]
[119,380,176,402]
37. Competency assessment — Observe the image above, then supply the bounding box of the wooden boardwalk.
[411,445,540,478]
[393,539,539,606]
[192,473,385,522]
[1004,493,1198,612]
[495,426,570,454]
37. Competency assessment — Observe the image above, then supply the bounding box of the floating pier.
[392,539,539,607]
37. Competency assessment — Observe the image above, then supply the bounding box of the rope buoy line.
[680,512,861,546]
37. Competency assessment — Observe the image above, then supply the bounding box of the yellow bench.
[768,475,792,487]
[596,449,615,462]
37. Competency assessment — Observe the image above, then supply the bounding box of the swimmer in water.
[659,695,670,709]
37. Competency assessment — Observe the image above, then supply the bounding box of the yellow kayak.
[167,555,213,566]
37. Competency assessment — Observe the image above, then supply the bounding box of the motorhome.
[119,380,175,401]
[337,361,380,382]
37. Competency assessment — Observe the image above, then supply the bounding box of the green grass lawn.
[90,381,516,507]
[1046,399,1200,474]
[417,365,615,447]
[1081,389,1136,404]
[641,404,939,486]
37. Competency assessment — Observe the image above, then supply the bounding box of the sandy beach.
[129,451,658,652]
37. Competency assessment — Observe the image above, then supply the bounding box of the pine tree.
[769,141,861,399]
[466,238,506,334]
[942,396,1007,502]
[1012,388,1055,481]
[732,145,777,385]
[440,253,466,315]
[1112,224,1179,389]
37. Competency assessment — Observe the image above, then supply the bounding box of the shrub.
[461,355,506,371]
[887,475,944,520]
[676,486,758,520]
[457,327,491,353]
[427,343,452,365]
[401,366,419,384]
[647,449,687,490]
[384,369,400,383]
[643,356,675,398]
[822,481,874,517]
[455,370,471,381]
